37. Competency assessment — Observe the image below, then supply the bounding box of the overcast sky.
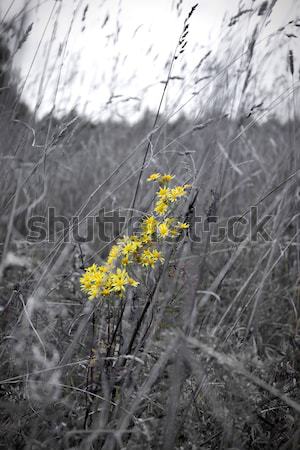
[1,0,299,121]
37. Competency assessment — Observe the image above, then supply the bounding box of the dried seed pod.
[289,50,294,75]
[258,1,268,16]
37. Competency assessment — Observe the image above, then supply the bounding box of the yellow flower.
[88,284,100,300]
[80,173,191,301]
[169,185,187,202]
[128,277,139,287]
[139,232,152,244]
[121,255,129,266]
[102,275,114,295]
[142,215,158,235]
[122,241,139,255]
[140,248,163,268]
[108,268,139,296]
[177,222,189,229]
[154,199,169,216]
[80,272,94,292]
[160,174,174,184]
[101,287,112,296]
[157,186,171,201]
[140,249,152,267]
[107,245,120,265]
[80,264,109,299]
[85,263,98,274]
[147,172,161,181]
[158,221,170,238]
[151,248,164,263]
[110,268,129,294]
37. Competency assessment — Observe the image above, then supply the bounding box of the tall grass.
[0,1,300,449]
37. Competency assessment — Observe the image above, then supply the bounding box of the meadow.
[0,1,300,449]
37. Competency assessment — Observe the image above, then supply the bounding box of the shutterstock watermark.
[26,206,273,244]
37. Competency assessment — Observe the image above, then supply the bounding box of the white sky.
[1,0,299,121]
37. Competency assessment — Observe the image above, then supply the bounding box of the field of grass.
[0,1,300,449]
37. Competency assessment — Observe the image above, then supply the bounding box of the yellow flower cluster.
[80,264,139,300]
[148,173,191,217]
[140,248,164,268]
[80,173,191,300]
